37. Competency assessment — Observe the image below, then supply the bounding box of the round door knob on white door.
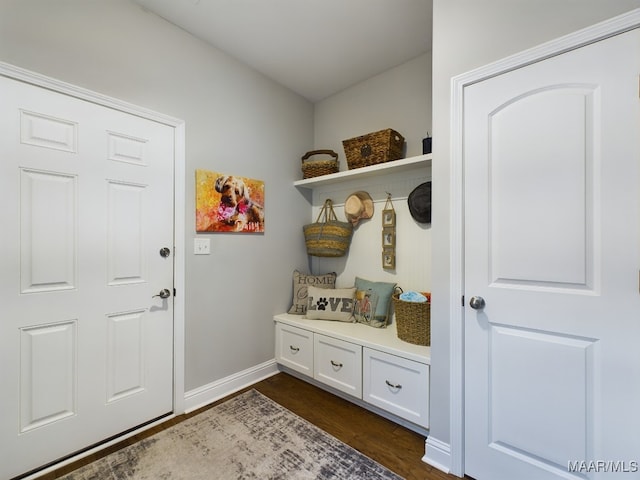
[469,296,486,310]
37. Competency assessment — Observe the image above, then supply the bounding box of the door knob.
[153,289,171,299]
[469,296,486,310]
[159,247,171,258]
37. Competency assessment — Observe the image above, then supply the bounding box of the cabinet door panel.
[275,323,313,375]
[363,348,429,428]
[314,335,362,397]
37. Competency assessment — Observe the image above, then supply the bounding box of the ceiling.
[133,0,432,102]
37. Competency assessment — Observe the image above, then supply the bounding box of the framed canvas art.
[196,169,265,233]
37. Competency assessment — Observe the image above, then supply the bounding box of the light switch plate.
[194,238,210,255]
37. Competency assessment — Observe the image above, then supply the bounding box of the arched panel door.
[464,28,640,479]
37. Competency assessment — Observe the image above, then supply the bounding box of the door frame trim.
[449,9,640,477]
[0,61,187,415]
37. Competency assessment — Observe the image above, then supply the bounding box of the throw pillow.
[288,270,336,315]
[306,286,356,322]
[353,289,380,327]
[354,277,397,327]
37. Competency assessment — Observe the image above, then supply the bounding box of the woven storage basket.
[342,128,404,170]
[301,150,339,179]
[303,199,353,257]
[392,292,431,346]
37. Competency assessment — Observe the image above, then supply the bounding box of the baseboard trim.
[423,436,452,475]
[183,359,279,413]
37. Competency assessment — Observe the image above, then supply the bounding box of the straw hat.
[344,191,374,226]
[407,182,431,224]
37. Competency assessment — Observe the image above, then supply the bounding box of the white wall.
[314,52,432,162]
[311,53,432,294]
[429,0,640,463]
[0,0,314,392]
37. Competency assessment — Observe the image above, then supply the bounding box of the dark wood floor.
[39,372,460,480]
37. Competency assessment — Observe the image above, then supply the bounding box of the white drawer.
[363,348,429,428]
[314,334,362,398]
[275,323,314,375]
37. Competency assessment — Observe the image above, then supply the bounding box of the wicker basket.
[301,150,339,179]
[303,199,353,257]
[342,129,404,170]
[392,292,431,346]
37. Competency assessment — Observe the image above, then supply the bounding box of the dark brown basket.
[301,150,339,179]
[392,292,430,346]
[342,129,404,170]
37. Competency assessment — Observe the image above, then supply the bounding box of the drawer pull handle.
[330,360,343,368]
[385,380,402,390]
[289,345,300,353]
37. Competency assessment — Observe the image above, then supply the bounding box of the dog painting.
[196,169,265,233]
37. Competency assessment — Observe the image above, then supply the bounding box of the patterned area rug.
[61,389,403,479]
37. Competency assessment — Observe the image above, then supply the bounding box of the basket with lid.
[342,128,404,170]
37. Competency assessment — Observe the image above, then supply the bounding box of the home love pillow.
[288,270,336,315]
[306,285,356,322]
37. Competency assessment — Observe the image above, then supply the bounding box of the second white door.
[464,28,640,479]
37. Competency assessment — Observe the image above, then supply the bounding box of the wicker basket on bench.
[392,292,430,346]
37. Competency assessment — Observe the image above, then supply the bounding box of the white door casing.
[449,11,640,479]
[0,65,186,479]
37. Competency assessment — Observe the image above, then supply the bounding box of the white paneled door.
[0,75,175,479]
[464,29,640,479]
